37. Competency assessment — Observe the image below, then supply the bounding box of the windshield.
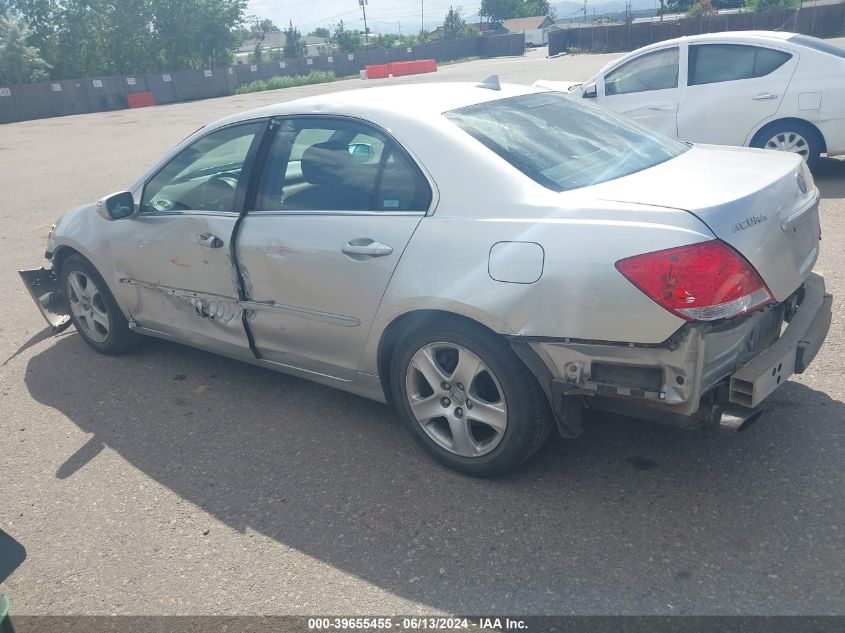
[444,92,689,192]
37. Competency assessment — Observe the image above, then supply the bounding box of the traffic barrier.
[388,59,437,77]
[126,91,156,108]
[365,64,390,79]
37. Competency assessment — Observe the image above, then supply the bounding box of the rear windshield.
[788,34,845,59]
[445,92,688,192]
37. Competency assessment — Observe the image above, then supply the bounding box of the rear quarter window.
[689,44,792,85]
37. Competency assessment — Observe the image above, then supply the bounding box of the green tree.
[253,17,279,35]
[665,0,692,12]
[371,32,399,49]
[523,0,550,16]
[309,27,331,38]
[251,40,263,63]
[747,0,798,11]
[283,21,305,58]
[479,0,550,22]
[442,6,466,39]
[332,20,361,53]
[0,10,49,84]
[6,0,247,78]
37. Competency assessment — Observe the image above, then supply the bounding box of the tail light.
[615,240,773,321]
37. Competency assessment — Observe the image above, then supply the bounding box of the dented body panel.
[237,211,424,381]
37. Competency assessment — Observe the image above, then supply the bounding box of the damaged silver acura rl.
[20,81,832,476]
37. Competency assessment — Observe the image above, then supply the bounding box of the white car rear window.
[689,44,792,85]
[445,92,688,193]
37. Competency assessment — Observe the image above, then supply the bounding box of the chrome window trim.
[244,209,426,218]
[136,210,240,219]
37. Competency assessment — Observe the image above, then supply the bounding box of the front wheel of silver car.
[60,254,142,355]
[391,319,552,476]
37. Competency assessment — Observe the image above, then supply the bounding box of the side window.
[605,48,679,96]
[141,122,263,213]
[689,44,792,86]
[254,118,431,212]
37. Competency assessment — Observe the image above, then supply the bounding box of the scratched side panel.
[107,213,253,360]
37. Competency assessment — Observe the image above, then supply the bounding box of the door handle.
[342,239,393,258]
[198,233,224,248]
[647,103,676,111]
[752,93,779,101]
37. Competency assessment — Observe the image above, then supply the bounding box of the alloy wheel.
[66,271,110,343]
[764,131,810,158]
[405,342,508,457]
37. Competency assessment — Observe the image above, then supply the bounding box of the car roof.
[210,81,541,130]
[639,29,796,50]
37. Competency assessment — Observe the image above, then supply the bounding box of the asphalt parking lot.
[1,47,844,616]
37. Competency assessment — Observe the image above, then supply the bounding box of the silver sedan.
[20,81,832,476]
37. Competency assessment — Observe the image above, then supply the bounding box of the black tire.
[750,120,824,169]
[59,254,142,355]
[390,318,553,477]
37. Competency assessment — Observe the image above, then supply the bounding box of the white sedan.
[536,31,845,166]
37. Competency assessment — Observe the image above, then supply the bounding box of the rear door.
[677,43,798,146]
[235,116,433,380]
[598,45,682,136]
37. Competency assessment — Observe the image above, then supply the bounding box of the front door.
[677,43,798,146]
[109,121,266,358]
[236,116,433,380]
[599,45,682,136]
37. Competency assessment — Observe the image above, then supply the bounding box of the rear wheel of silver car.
[60,254,141,355]
[751,120,823,168]
[391,319,552,476]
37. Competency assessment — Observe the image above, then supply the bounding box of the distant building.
[502,16,554,33]
[501,15,554,46]
[235,33,330,62]
[429,21,502,41]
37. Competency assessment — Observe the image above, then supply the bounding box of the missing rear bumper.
[512,273,831,431]
[19,267,71,332]
[729,274,832,408]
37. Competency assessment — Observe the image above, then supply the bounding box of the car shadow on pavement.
[0,530,26,584]
[23,334,845,614]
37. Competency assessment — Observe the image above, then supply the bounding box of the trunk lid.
[587,144,820,301]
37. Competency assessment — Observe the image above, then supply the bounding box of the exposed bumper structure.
[19,266,71,332]
[729,274,831,408]
[514,273,832,431]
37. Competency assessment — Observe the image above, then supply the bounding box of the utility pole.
[359,0,369,45]
[583,0,587,23]
[421,0,424,33]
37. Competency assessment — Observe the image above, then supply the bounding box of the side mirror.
[96,191,137,220]
[582,83,597,99]
[348,143,375,163]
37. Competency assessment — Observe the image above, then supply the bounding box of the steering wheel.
[198,173,239,211]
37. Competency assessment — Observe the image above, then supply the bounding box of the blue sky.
[247,0,484,35]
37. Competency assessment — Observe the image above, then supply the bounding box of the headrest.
[301,141,357,187]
